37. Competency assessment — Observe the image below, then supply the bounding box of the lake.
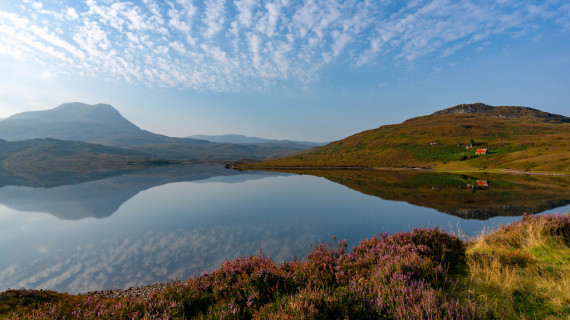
[1,164,569,294]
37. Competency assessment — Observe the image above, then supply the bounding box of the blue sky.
[0,0,569,141]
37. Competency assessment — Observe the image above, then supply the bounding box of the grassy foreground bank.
[1,214,568,319]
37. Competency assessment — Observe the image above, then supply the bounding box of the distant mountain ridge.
[247,103,570,174]
[0,103,315,161]
[187,134,325,146]
[0,102,210,147]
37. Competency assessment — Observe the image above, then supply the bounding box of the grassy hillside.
[2,213,568,319]
[248,103,570,174]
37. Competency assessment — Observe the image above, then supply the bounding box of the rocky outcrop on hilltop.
[431,103,569,122]
[432,103,494,116]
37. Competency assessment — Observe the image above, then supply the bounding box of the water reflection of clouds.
[1,225,317,293]
[2,166,569,294]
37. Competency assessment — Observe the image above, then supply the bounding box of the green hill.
[247,103,570,174]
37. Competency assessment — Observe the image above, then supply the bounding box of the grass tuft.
[462,213,570,319]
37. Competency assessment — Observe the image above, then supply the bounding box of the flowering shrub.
[5,227,477,319]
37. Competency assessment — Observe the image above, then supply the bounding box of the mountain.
[187,134,325,146]
[246,103,570,173]
[6,102,139,128]
[0,103,313,161]
[0,102,211,147]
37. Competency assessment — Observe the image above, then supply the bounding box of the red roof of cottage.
[476,180,489,187]
[475,148,487,154]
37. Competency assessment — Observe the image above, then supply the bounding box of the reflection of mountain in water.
[273,169,570,219]
[0,164,289,220]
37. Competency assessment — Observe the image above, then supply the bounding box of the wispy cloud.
[0,0,567,91]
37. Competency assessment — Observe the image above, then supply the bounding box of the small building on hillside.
[475,148,488,155]
[476,180,489,187]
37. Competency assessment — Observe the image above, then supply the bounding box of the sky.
[0,0,569,142]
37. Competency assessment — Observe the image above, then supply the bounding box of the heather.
[2,214,568,320]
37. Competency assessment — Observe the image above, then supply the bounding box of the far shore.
[230,164,570,176]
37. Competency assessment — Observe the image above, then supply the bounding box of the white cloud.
[170,40,186,54]
[256,1,284,37]
[247,32,261,69]
[66,8,79,20]
[203,0,225,38]
[234,0,257,27]
[72,18,111,64]
[0,0,566,91]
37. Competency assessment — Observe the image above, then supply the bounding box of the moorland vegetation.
[1,213,568,319]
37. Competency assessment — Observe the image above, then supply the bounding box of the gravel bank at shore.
[83,283,173,299]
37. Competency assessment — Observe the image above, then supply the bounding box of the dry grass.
[462,214,570,319]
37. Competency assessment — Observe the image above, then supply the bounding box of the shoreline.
[232,165,570,176]
[82,283,172,299]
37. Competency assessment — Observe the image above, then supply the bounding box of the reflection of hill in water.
[275,169,570,219]
[0,164,287,220]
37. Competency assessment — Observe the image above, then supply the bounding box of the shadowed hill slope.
[0,138,169,170]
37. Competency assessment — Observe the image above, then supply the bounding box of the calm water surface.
[1,164,568,293]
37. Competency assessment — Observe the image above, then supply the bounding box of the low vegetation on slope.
[249,103,570,173]
[2,214,568,319]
